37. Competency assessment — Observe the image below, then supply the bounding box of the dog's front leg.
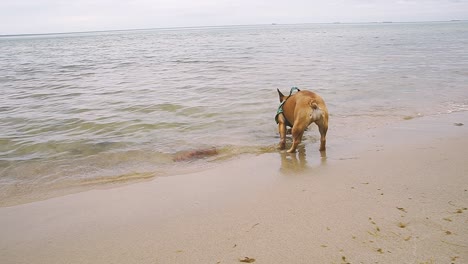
[277,114,287,150]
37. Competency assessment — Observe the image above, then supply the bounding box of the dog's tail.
[309,101,319,110]
[308,101,322,121]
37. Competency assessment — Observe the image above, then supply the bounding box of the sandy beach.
[1,111,467,264]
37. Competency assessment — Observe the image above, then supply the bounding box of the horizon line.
[1,19,466,38]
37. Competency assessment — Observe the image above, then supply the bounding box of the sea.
[1,22,467,206]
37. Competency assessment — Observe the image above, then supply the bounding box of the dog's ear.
[277,89,285,102]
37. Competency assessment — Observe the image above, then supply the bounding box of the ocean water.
[1,22,467,206]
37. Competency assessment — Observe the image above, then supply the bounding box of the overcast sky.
[1,0,467,35]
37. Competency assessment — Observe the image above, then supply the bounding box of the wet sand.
[1,112,467,264]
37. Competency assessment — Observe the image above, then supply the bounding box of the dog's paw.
[278,142,286,150]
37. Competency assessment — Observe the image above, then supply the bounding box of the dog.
[275,87,328,153]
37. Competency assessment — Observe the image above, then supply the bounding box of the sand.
[1,112,467,264]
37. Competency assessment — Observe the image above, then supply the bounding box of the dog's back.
[281,91,328,128]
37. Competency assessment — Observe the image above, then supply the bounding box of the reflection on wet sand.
[279,145,327,174]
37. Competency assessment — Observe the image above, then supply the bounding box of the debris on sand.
[239,257,255,263]
[396,207,407,213]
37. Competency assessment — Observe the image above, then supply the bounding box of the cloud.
[0,0,467,34]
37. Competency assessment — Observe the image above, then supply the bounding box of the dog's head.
[277,89,288,103]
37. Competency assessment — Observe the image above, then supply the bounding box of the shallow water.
[1,22,467,205]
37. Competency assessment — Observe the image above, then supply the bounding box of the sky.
[0,0,467,35]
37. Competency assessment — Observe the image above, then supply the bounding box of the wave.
[0,143,279,206]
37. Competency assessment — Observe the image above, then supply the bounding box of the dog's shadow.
[279,146,326,174]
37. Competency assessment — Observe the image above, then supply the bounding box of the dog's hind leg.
[316,119,328,151]
[287,124,305,153]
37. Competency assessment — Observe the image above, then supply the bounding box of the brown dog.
[276,88,329,153]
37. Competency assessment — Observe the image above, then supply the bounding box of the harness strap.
[275,87,300,124]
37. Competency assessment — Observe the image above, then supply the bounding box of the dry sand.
[1,112,467,264]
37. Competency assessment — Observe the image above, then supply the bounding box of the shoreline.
[0,111,467,263]
[2,110,464,208]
